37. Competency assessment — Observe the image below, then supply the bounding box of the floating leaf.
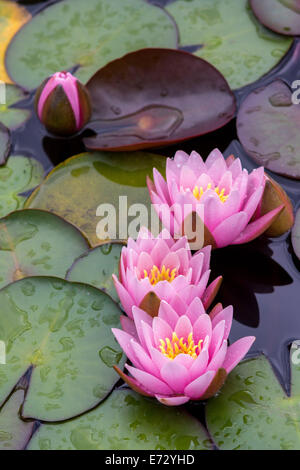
[292,207,300,259]
[26,152,166,246]
[6,0,177,91]
[28,389,212,450]
[0,123,10,165]
[0,85,30,130]
[206,352,300,450]
[0,155,44,218]
[251,0,300,36]
[66,243,123,302]
[237,79,300,179]
[0,0,31,84]
[0,390,35,450]
[85,49,235,151]
[0,209,89,289]
[166,0,292,89]
[0,277,125,422]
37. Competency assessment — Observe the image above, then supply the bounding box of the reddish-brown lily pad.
[84,48,236,151]
[251,0,300,36]
[237,79,300,180]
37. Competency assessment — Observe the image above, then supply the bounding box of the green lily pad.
[26,152,166,246]
[0,122,10,165]
[0,277,125,422]
[27,389,212,450]
[0,85,31,130]
[0,155,44,218]
[66,243,123,302]
[166,0,292,89]
[251,0,300,36]
[0,209,89,289]
[5,0,177,91]
[0,390,35,450]
[292,207,300,260]
[206,352,300,450]
[237,79,300,179]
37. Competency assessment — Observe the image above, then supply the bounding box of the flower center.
[193,183,229,203]
[159,332,202,360]
[143,265,177,286]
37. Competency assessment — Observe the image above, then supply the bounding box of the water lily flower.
[113,301,255,405]
[147,149,284,249]
[112,227,222,318]
[35,71,91,136]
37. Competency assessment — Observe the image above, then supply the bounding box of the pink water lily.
[113,227,222,318]
[113,301,255,405]
[147,149,284,248]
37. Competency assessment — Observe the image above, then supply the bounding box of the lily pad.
[85,49,235,151]
[0,122,10,165]
[251,0,300,36]
[0,0,31,83]
[292,207,300,259]
[0,209,89,289]
[66,243,123,302]
[237,79,300,179]
[166,0,292,89]
[27,389,212,450]
[5,0,177,91]
[0,390,35,450]
[206,352,300,450]
[26,152,166,246]
[0,155,44,218]
[0,85,31,130]
[0,277,125,422]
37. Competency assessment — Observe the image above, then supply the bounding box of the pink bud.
[35,71,91,136]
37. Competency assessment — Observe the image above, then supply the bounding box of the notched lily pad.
[27,389,212,450]
[166,0,292,89]
[0,277,125,422]
[0,123,10,165]
[0,209,89,289]
[0,155,44,217]
[85,48,235,151]
[66,243,123,302]
[0,85,31,130]
[251,0,300,36]
[0,389,35,450]
[206,351,300,450]
[237,79,300,179]
[292,207,300,259]
[5,0,177,91]
[26,151,166,246]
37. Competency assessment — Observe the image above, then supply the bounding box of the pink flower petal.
[155,395,190,406]
[137,252,155,278]
[186,297,206,325]
[120,315,137,339]
[130,339,160,376]
[184,370,215,400]
[153,316,173,347]
[189,252,204,284]
[193,314,212,345]
[209,320,225,358]
[212,212,248,248]
[153,168,170,204]
[180,164,197,190]
[242,186,264,223]
[112,275,135,318]
[112,329,141,368]
[211,305,233,341]
[126,365,173,395]
[158,301,179,330]
[223,336,255,374]
[175,315,193,342]
[160,361,190,394]
[207,340,227,372]
[173,353,195,369]
[150,239,171,267]
[189,348,209,381]
[150,347,169,370]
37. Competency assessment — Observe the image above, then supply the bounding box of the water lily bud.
[35,71,91,136]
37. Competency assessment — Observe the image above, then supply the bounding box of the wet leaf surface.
[0,0,31,83]
[0,389,35,450]
[28,389,212,450]
[251,0,300,36]
[0,209,89,289]
[0,85,31,130]
[0,123,10,165]
[292,207,300,259]
[5,0,177,91]
[0,277,125,422]
[0,155,44,218]
[206,351,300,450]
[165,0,292,89]
[26,151,166,246]
[237,79,300,179]
[85,49,235,151]
[66,243,123,302]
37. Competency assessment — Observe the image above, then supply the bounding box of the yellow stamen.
[193,182,229,203]
[143,265,177,286]
[159,331,202,360]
